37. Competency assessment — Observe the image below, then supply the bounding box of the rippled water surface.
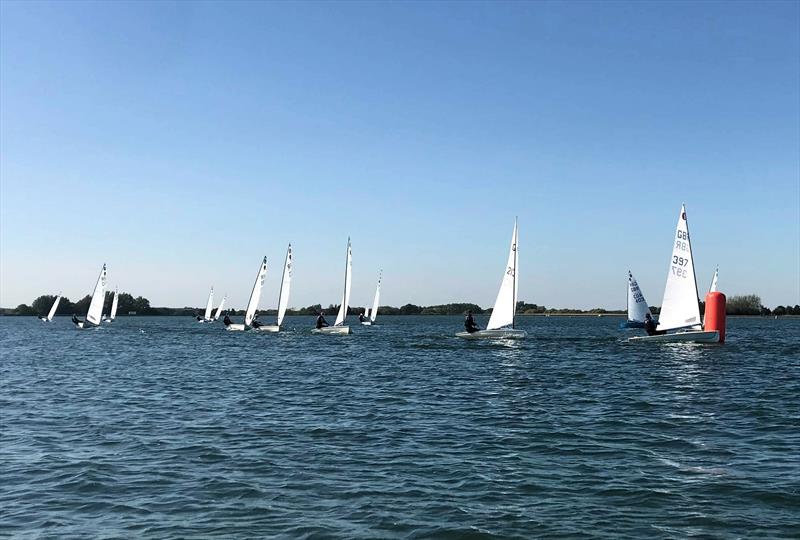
[2,315,799,539]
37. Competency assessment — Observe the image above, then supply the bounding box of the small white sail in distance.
[109,287,119,321]
[627,271,652,323]
[244,257,268,327]
[709,267,718,293]
[370,271,381,323]
[203,287,214,320]
[45,294,62,321]
[275,244,293,326]
[213,295,227,320]
[334,239,352,327]
[85,264,108,326]
[657,204,701,332]
[486,219,519,330]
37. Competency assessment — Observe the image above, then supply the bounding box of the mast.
[512,217,517,329]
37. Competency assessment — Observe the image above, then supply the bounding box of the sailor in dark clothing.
[251,313,262,328]
[358,312,365,323]
[644,313,663,336]
[464,310,480,333]
[316,312,329,329]
[223,314,232,327]
[72,314,80,326]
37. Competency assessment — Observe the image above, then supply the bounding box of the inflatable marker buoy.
[704,291,726,343]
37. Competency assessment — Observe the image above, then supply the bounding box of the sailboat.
[629,204,718,343]
[313,238,353,335]
[456,219,526,339]
[73,264,107,329]
[619,271,652,329]
[255,244,293,332]
[196,287,214,322]
[224,257,267,331]
[709,267,718,293]
[213,294,227,321]
[361,272,381,326]
[39,294,62,322]
[103,287,119,323]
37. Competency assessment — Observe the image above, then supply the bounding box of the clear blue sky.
[1,0,798,311]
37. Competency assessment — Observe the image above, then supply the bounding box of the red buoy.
[704,291,726,344]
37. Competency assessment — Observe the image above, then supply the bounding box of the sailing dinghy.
[255,244,293,332]
[103,287,119,323]
[39,294,62,322]
[197,287,215,322]
[313,238,353,335]
[457,219,526,339]
[225,257,268,331]
[619,271,652,329]
[629,204,718,343]
[213,294,227,321]
[361,272,381,326]
[73,264,107,329]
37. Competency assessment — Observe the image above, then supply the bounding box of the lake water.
[1,315,799,539]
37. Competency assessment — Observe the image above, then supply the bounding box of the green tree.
[14,304,36,316]
[727,294,762,315]
[72,295,92,315]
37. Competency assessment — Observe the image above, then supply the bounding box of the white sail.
[487,219,519,330]
[213,295,227,320]
[109,288,119,320]
[334,239,352,326]
[244,257,268,327]
[709,267,718,293]
[203,287,214,320]
[657,204,701,331]
[276,244,293,326]
[46,294,61,321]
[85,264,108,326]
[626,271,651,322]
[370,272,381,323]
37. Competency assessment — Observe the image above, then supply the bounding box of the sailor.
[223,313,232,327]
[464,310,480,333]
[316,312,330,329]
[71,314,80,326]
[358,311,366,323]
[251,313,262,328]
[644,313,661,336]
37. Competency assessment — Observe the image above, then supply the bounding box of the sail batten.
[276,244,293,326]
[334,239,352,326]
[244,257,268,326]
[657,204,701,332]
[487,219,519,330]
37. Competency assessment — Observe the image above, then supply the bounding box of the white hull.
[253,325,281,333]
[312,326,352,335]
[226,323,248,332]
[196,318,214,323]
[39,317,52,322]
[75,321,100,330]
[360,321,372,326]
[628,330,719,343]
[456,329,527,340]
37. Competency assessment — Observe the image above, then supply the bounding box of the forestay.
[334,239,352,327]
[46,295,62,321]
[370,272,381,323]
[244,257,268,327]
[657,204,701,331]
[627,271,651,322]
[276,244,293,326]
[86,264,108,326]
[487,219,519,330]
[204,287,214,320]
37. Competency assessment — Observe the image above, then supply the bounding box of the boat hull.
[225,323,248,332]
[253,325,280,333]
[628,330,719,343]
[312,326,352,335]
[75,321,100,330]
[456,329,527,340]
[360,321,372,326]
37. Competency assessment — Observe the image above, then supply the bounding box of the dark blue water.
[1,315,799,539]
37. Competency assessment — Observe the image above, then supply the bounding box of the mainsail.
[85,264,108,326]
[657,204,701,331]
[370,271,381,323]
[203,287,214,320]
[276,244,293,326]
[626,271,651,323]
[109,288,119,320]
[213,295,227,320]
[487,219,519,330]
[244,257,268,327]
[334,239,352,326]
[46,294,62,321]
[709,267,718,293]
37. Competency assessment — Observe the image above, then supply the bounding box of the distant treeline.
[3,294,799,318]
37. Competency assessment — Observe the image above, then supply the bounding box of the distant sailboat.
[73,264,107,329]
[213,294,227,321]
[224,257,267,331]
[709,267,718,293]
[629,204,718,343]
[313,238,352,335]
[457,219,526,339]
[619,271,652,329]
[104,287,119,323]
[255,244,293,333]
[39,294,62,322]
[197,287,214,322]
[361,272,381,326]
